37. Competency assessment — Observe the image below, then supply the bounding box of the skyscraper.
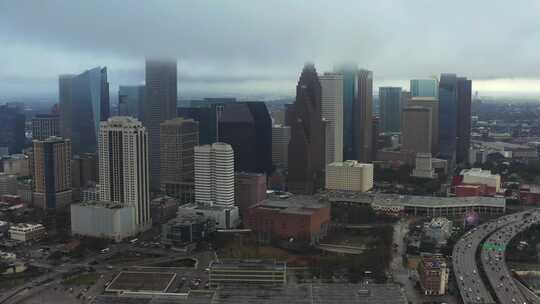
[320,73,344,164]
[456,77,472,164]
[160,117,199,203]
[219,102,273,175]
[98,117,150,231]
[379,87,402,133]
[0,105,25,154]
[411,79,438,98]
[194,142,235,207]
[356,69,374,162]
[118,85,145,120]
[407,97,439,154]
[287,64,325,194]
[32,114,60,141]
[143,59,178,190]
[59,67,110,155]
[438,74,458,160]
[334,65,373,162]
[271,125,290,169]
[33,137,72,210]
[402,107,432,155]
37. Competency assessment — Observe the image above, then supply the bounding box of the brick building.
[235,172,266,220]
[519,184,540,204]
[418,253,449,295]
[246,194,330,244]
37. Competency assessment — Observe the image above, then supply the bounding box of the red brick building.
[246,195,330,244]
[520,184,540,204]
[235,172,267,220]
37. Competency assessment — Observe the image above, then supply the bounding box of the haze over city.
[2,1,540,98]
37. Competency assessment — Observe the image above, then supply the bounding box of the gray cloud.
[2,0,540,98]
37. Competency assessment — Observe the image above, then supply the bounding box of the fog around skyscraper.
[3,1,540,98]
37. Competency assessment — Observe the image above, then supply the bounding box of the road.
[453,209,540,304]
[481,211,540,304]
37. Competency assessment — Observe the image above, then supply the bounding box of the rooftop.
[324,191,506,208]
[460,168,498,177]
[328,160,373,168]
[210,259,286,270]
[76,200,130,210]
[254,195,329,215]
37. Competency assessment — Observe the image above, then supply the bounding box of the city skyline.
[3,1,540,99]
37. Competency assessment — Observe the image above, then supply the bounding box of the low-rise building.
[412,153,435,179]
[177,203,239,230]
[161,214,215,245]
[325,160,373,192]
[2,154,29,176]
[246,194,330,244]
[9,223,46,242]
[0,173,17,197]
[418,253,449,295]
[150,196,178,225]
[519,184,540,205]
[460,168,501,193]
[70,201,136,242]
[209,259,287,287]
[423,217,453,246]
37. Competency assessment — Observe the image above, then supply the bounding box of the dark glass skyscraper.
[335,65,373,162]
[0,105,25,154]
[220,102,272,175]
[143,59,178,190]
[59,67,110,155]
[379,87,402,133]
[457,77,472,164]
[287,64,325,194]
[438,73,458,160]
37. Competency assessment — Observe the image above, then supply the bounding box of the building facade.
[325,161,373,192]
[33,137,72,210]
[356,69,374,162]
[319,73,344,164]
[118,85,145,120]
[287,64,325,194]
[410,79,438,98]
[59,67,109,155]
[456,77,472,164]
[194,143,235,207]
[160,118,199,203]
[31,114,60,141]
[271,125,290,169]
[219,102,273,175]
[406,97,439,154]
[402,107,432,154]
[438,74,458,160]
[143,59,178,190]
[235,172,267,219]
[0,105,25,154]
[71,201,136,242]
[98,117,151,231]
[9,223,46,242]
[418,253,449,295]
[379,87,402,133]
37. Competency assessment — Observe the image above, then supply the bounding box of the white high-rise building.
[320,73,344,164]
[98,116,151,231]
[195,142,234,207]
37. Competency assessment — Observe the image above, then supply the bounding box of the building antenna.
[216,105,223,143]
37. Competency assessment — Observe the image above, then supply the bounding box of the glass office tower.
[379,87,402,133]
[59,67,110,155]
[411,79,438,98]
[438,74,458,160]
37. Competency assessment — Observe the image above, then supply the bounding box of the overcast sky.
[2,0,540,99]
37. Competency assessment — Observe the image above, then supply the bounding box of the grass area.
[0,266,45,290]
[62,273,99,285]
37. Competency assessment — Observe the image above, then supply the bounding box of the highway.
[481,210,540,304]
[453,209,540,304]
